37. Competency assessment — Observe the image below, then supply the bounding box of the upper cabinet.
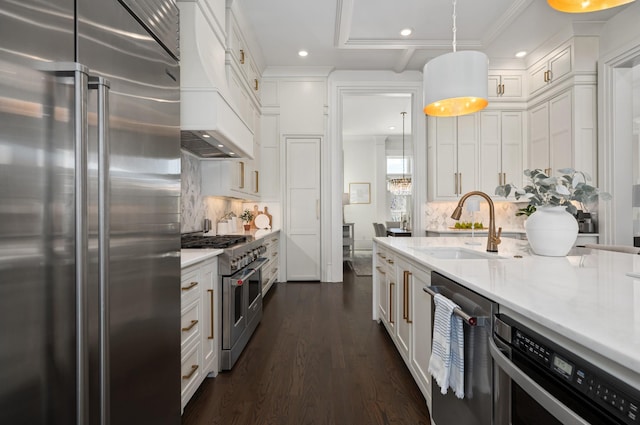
[528,45,572,96]
[525,36,598,180]
[226,8,261,133]
[427,114,480,200]
[479,111,524,197]
[488,70,525,101]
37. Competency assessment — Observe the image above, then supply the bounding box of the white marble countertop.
[374,236,640,388]
[181,249,223,268]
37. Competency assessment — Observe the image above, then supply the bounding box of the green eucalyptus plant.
[495,168,611,215]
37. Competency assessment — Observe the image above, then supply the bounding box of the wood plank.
[181,265,431,425]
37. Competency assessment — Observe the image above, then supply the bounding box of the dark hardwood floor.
[181,264,431,425]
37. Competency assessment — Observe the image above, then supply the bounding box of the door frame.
[328,71,425,282]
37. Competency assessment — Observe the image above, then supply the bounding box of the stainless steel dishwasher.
[427,271,497,425]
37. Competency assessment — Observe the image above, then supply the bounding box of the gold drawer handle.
[376,266,386,275]
[387,259,394,264]
[181,319,198,332]
[181,281,198,291]
[207,289,214,340]
[182,364,199,380]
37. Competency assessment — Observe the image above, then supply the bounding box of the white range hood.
[178,1,254,159]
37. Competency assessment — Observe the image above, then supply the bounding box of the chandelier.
[388,112,412,196]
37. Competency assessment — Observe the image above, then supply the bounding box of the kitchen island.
[373,236,640,412]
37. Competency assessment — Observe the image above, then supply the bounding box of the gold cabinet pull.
[239,161,245,189]
[389,282,394,324]
[181,319,198,332]
[376,266,386,275]
[386,258,394,264]
[377,253,386,259]
[454,173,458,195]
[207,289,214,339]
[458,172,462,194]
[181,281,198,291]
[545,168,552,176]
[239,49,245,64]
[403,271,413,323]
[182,364,199,380]
[255,170,259,193]
[254,78,259,91]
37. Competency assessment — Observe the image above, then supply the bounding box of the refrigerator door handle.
[89,76,112,425]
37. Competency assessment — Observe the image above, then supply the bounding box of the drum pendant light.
[547,0,635,13]
[423,0,488,117]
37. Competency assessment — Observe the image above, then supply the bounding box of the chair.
[386,221,401,229]
[582,244,640,254]
[373,223,387,237]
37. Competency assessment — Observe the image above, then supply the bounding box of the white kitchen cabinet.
[479,110,524,196]
[201,159,260,200]
[427,114,479,200]
[226,9,261,109]
[180,256,218,412]
[374,246,396,334]
[488,71,524,100]
[395,256,412,363]
[529,44,572,96]
[409,263,433,412]
[373,241,432,410]
[261,232,280,295]
[528,86,596,179]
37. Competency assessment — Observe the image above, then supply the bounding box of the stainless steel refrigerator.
[0,1,181,424]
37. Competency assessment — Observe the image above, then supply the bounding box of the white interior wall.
[343,135,379,251]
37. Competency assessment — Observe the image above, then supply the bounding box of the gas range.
[181,233,267,275]
[181,234,248,249]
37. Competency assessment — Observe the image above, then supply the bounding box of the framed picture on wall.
[349,182,370,204]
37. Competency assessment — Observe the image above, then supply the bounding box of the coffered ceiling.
[237,0,626,72]
[235,0,629,136]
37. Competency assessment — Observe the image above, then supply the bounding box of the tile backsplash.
[424,200,527,230]
[181,152,243,233]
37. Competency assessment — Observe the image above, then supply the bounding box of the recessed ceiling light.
[515,51,527,58]
[202,133,210,138]
[298,50,308,57]
[400,28,412,37]
[217,144,223,148]
[389,126,396,130]
[229,152,235,155]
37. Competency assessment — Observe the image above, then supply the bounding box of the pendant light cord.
[452,0,457,53]
[401,112,406,179]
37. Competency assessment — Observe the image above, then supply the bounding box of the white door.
[286,138,321,281]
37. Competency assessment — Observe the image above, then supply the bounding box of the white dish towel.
[428,293,465,399]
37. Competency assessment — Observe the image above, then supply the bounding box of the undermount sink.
[416,247,506,260]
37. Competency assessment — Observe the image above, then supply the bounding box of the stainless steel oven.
[181,233,267,370]
[221,256,266,370]
[491,314,640,425]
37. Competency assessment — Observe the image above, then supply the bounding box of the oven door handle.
[231,267,258,287]
[489,336,590,425]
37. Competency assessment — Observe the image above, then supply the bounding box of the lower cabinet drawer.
[180,343,202,409]
[180,299,201,350]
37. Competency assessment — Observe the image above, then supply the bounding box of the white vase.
[525,206,578,256]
